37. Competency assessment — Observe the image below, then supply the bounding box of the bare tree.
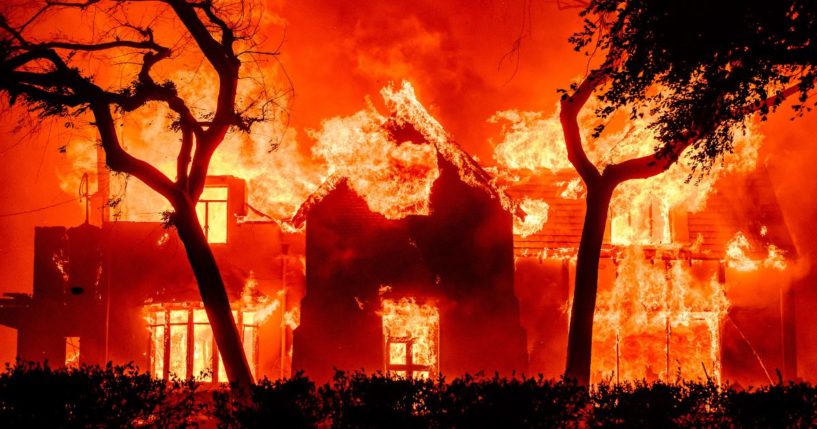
[559,0,816,385]
[0,0,289,388]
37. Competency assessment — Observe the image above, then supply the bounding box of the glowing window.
[611,199,672,245]
[382,298,439,379]
[146,304,257,382]
[196,187,228,244]
[65,337,80,369]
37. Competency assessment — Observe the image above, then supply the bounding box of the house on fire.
[508,167,800,386]
[0,176,304,382]
[0,116,803,386]
[288,121,528,381]
[0,109,532,382]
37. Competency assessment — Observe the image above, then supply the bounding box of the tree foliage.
[571,0,817,173]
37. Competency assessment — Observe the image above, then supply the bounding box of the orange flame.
[593,248,728,382]
[514,198,550,237]
[283,307,300,331]
[309,101,440,219]
[240,272,281,324]
[492,103,763,246]
[725,231,788,272]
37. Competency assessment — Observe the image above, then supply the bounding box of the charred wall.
[12,225,105,365]
[294,157,527,381]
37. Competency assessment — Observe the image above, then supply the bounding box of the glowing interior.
[146,304,257,382]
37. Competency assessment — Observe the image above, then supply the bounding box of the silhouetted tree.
[0,0,289,388]
[560,0,817,385]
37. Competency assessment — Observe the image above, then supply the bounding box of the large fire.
[61,63,788,385]
[592,248,728,382]
[492,100,774,383]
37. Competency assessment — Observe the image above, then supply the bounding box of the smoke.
[271,0,585,160]
[759,111,817,380]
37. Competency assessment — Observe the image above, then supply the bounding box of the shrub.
[722,382,817,428]
[214,371,325,428]
[0,361,203,428]
[5,362,817,428]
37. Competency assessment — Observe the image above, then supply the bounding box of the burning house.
[0,82,803,387]
[289,134,528,381]
[508,168,798,386]
[0,176,303,382]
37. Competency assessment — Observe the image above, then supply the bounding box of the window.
[382,298,439,379]
[146,303,258,382]
[196,187,228,244]
[590,255,726,383]
[611,199,672,245]
[65,337,80,369]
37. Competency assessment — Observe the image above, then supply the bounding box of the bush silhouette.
[3,363,817,428]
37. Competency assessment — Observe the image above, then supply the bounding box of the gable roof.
[289,118,514,230]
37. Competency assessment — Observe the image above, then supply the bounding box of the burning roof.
[290,81,515,229]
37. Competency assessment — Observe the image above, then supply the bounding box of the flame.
[63,66,323,225]
[309,103,440,219]
[725,232,759,271]
[592,248,728,382]
[67,80,518,227]
[725,231,788,272]
[492,98,765,382]
[764,245,788,271]
[156,232,170,247]
[239,272,281,324]
[143,277,271,382]
[513,198,550,237]
[52,251,69,283]
[381,297,440,379]
[283,307,300,330]
[64,337,80,369]
[307,81,512,220]
[560,178,585,200]
[490,109,574,172]
[383,82,511,209]
[492,105,762,246]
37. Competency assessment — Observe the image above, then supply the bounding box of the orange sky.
[1,0,816,371]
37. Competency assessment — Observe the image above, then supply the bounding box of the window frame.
[146,303,259,382]
[196,186,229,244]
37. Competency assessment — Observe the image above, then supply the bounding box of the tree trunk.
[173,198,254,387]
[564,181,614,385]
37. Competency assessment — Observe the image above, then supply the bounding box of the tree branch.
[187,138,217,202]
[737,84,802,116]
[190,0,235,50]
[602,137,695,184]
[162,0,241,200]
[38,39,165,52]
[559,72,607,186]
[177,123,193,191]
[164,0,234,72]
[90,100,181,205]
